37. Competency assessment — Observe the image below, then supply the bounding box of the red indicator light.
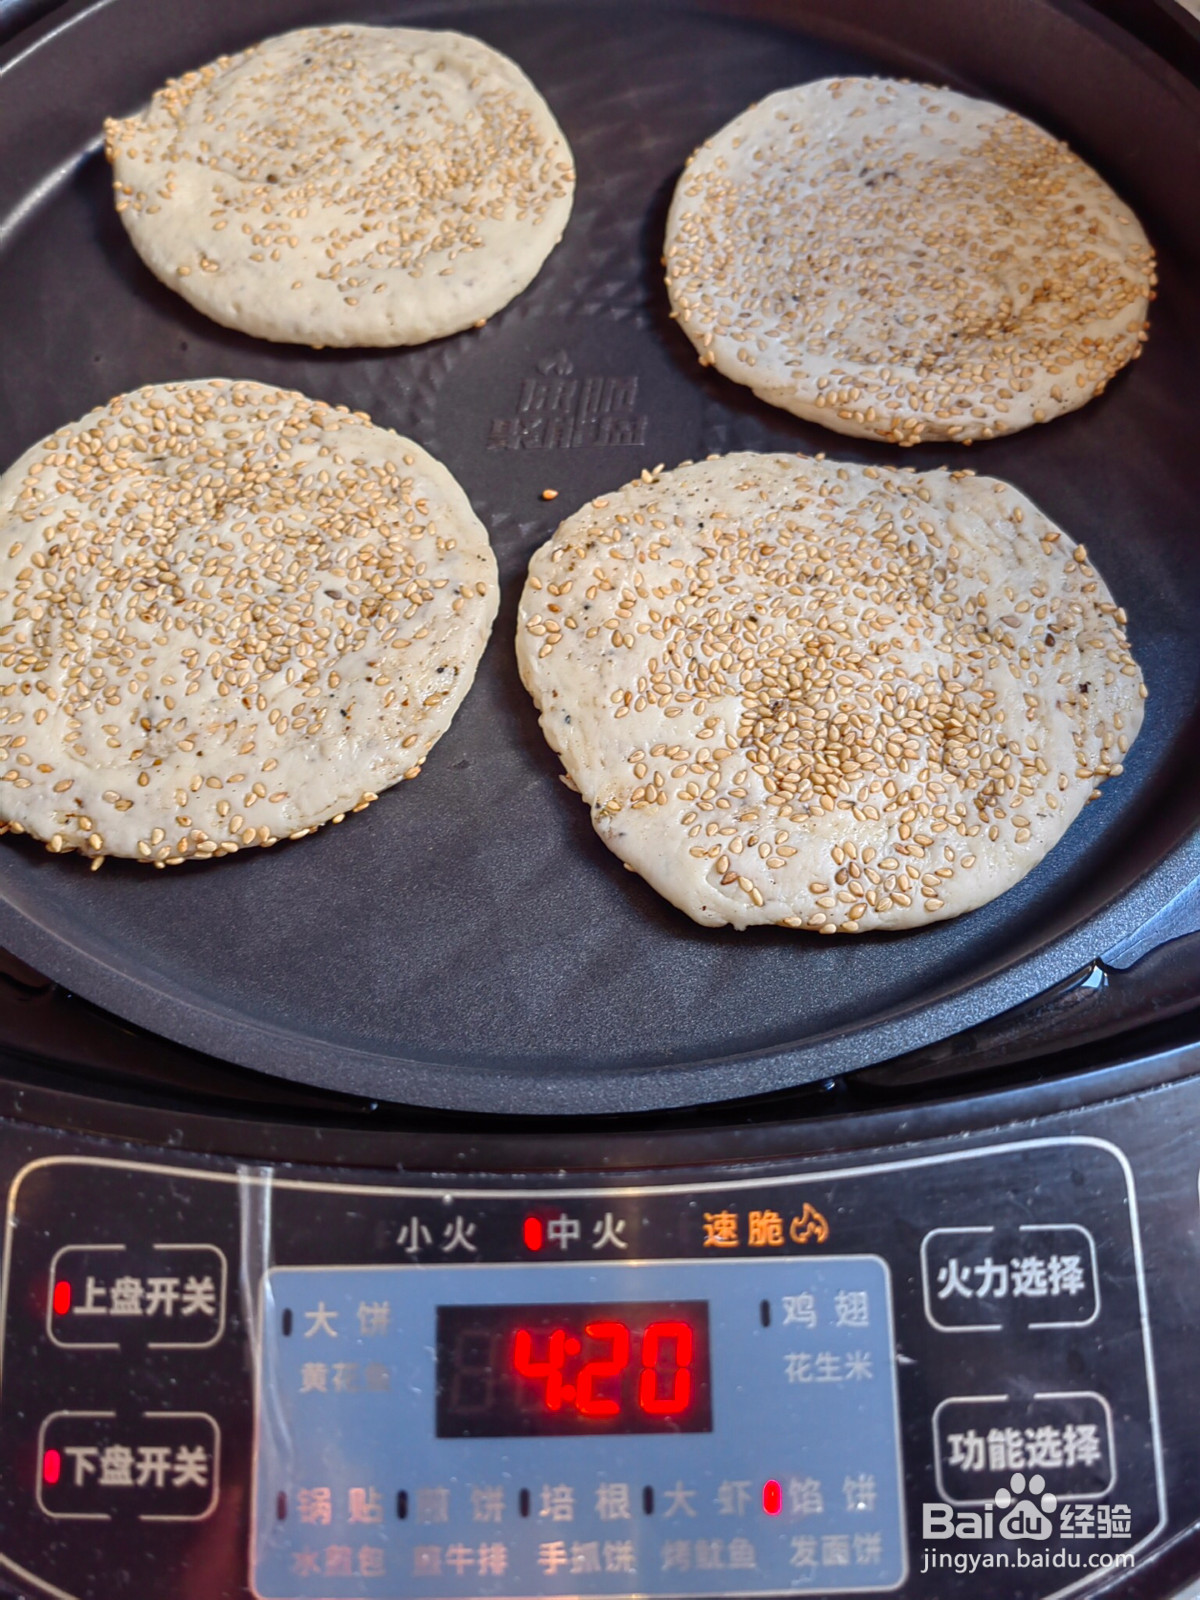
[763,1480,782,1516]
[42,1449,61,1486]
[51,1280,71,1317]
[523,1216,544,1252]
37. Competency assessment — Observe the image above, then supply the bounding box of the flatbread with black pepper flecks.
[516,453,1144,930]
[665,78,1154,444]
[105,26,575,347]
[0,378,498,866]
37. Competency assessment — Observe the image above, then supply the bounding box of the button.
[933,1391,1114,1505]
[36,1410,220,1521]
[47,1242,227,1351]
[921,1225,1098,1332]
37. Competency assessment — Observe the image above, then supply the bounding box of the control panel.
[0,1139,1165,1599]
[254,1257,904,1595]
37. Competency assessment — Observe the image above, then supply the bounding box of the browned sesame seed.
[519,451,1143,932]
[665,78,1153,447]
[103,27,575,346]
[0,377,496,863]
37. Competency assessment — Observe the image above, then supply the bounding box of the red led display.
[42,1449,61,1486]
[437,1302,712,1437]
[51,1280,71,1317]
[512,1318,694,1417]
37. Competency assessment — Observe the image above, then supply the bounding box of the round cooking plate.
[0,0,1198,1114]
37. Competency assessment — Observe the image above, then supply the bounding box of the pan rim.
[0,830,1195,1114]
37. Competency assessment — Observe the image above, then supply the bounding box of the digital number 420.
[512,1320,694,1418]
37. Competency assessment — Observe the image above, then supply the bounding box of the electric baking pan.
[0,0,1198,1115]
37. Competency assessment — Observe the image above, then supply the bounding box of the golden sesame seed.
[0,377,495,863]
[664,78,1153,446]
[104,27,575,345]
[519,451,1143,932]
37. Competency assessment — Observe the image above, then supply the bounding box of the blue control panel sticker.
[251,1257,906,1597]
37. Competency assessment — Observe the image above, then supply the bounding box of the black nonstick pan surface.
[0,0,1198,1116]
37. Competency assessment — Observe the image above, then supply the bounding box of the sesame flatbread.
[665,78,1154,444]
[516,454,1144,931]
[105,26,575,347]
[0,379,498,866]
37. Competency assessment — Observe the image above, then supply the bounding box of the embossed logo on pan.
[489,352,649,451]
